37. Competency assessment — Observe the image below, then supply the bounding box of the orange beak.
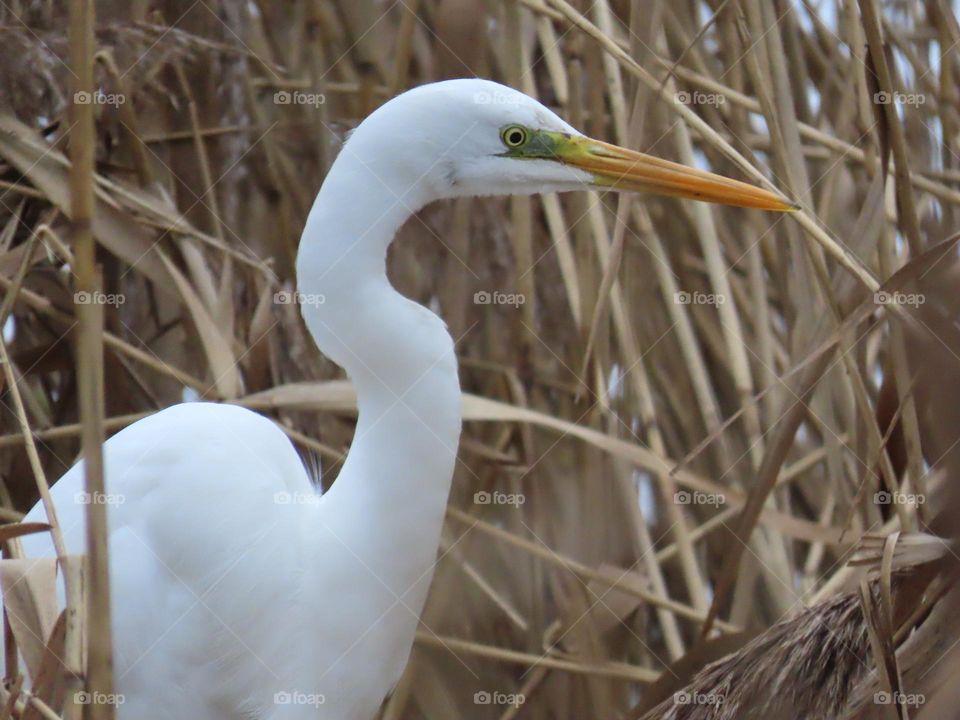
[546,133,795,212]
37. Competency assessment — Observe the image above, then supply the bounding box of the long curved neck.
[296,146,461,597]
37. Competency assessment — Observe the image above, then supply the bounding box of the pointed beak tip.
[768,198,800,213]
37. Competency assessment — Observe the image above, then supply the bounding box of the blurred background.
[1,0,960,717]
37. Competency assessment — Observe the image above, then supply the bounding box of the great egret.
[11,79,791,719]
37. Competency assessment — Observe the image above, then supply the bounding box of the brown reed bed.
[1,1,959,718]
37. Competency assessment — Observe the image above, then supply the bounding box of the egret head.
[345,78,793,211]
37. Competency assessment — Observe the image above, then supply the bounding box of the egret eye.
[501,125,529,149]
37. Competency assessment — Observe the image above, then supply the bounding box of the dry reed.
[1,1,959,718]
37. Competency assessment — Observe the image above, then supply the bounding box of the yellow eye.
[501,125,529,148]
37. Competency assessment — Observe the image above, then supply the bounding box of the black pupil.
[508,130,523,145]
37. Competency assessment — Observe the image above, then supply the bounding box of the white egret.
[12,79,791,719]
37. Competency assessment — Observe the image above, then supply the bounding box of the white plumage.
[10,79,790,718]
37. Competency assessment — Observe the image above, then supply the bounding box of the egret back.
[19,403,319,719]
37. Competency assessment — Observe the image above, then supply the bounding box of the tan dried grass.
[1,1,959,718]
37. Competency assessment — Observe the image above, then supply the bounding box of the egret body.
[13,79,790,719]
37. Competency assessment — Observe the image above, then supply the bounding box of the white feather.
[11,78,600,719]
